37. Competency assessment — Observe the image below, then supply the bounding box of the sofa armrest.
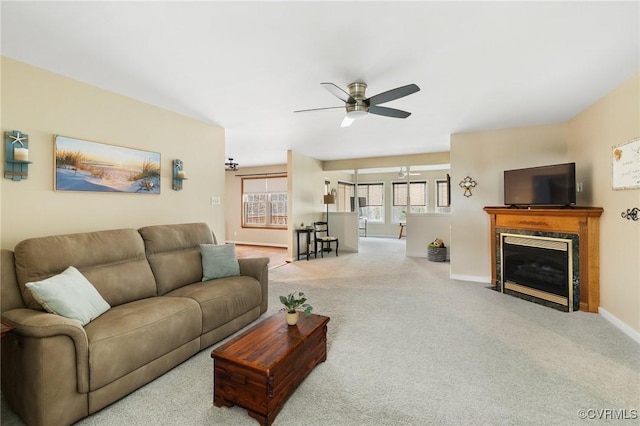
[238,257,269,314]
[2,308,90,393]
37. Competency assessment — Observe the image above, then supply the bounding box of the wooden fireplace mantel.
[484,206,603,312]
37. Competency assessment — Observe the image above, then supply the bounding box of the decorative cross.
[459,176,477,197]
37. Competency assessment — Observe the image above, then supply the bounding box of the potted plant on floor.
[428,238,447,262]
[279,291,313,325]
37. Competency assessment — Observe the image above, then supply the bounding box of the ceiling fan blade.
[321,82,355,104]
[340,115,354,127]
[367,84,420,106]
[368,105,412,119]
[294,106,344,113]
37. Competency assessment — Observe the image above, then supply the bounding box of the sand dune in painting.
[56,166,160,193]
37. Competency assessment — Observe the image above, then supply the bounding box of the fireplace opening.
[500,234,573,311]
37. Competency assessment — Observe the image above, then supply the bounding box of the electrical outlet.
[576,182,583,193]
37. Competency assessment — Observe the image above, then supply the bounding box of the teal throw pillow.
[200,244,240,281]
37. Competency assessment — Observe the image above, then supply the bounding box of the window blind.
[393,181,426,206]
[358,183,383,206]
[243,176,287,194]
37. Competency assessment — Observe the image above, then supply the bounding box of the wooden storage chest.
[211,312,330,426]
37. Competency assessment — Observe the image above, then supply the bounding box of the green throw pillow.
[25,266,111,326]
[200,244,240,281]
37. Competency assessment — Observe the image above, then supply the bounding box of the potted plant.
[279,291,313,325]
[428,238,447,262]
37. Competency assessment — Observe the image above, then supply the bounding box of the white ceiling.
[2,1,638,168]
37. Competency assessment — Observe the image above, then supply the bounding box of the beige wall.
[224,164,288,247]
[1,58,226,249]
[288,150,325,261]
[450,124,568,282]
[567,72,640,334]
[406,213,451,258]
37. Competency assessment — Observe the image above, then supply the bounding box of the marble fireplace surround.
[484,207,603,313]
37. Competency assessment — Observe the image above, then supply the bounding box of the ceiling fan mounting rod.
[347,82,367,101]
[346,82,369,118]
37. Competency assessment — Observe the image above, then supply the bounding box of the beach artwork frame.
[54,135,161,194]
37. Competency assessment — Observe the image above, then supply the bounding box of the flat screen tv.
[504,162,576,207]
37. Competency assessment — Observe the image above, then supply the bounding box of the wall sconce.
[459,176,477,197]
[4,130,32,181]
[172,159,187,191]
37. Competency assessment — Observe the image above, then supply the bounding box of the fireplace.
[500,233,574,312]
[484,207,602,313]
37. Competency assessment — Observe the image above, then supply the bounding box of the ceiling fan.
[398,167,421,179]
[294,82,420,127]
[225,158,239,171]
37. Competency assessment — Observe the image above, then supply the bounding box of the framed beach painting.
[54,135,161,194]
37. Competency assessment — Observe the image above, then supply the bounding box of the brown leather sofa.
[1,222,269,426]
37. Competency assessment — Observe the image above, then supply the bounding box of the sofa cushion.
[138,223,215,295]
[25,266,110,326]
[200,244,240,281]
[165,276,262,334]
[84,296,202,390]
[14,229,157,310]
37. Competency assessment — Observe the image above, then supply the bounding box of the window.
[337,181,355,212]
[242,176,287,228]
[392,181,427,222]
[357,183,384,222]
[435,176,451,213]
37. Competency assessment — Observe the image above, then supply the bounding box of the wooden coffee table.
[211,312,329,426]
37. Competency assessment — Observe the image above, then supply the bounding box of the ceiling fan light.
[341,116,355,128]
[345,102,368,120]
[346,110,368,119]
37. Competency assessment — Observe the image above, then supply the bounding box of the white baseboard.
[450,274,491,284]
[598,307,640,344]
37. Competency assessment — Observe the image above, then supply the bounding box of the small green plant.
[429,238,445,248]
[279,291,313,315]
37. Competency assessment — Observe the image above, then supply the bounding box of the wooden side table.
[1,320,15,339]
[295,228,313,261]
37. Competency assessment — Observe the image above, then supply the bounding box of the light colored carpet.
[2,237,639,425]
